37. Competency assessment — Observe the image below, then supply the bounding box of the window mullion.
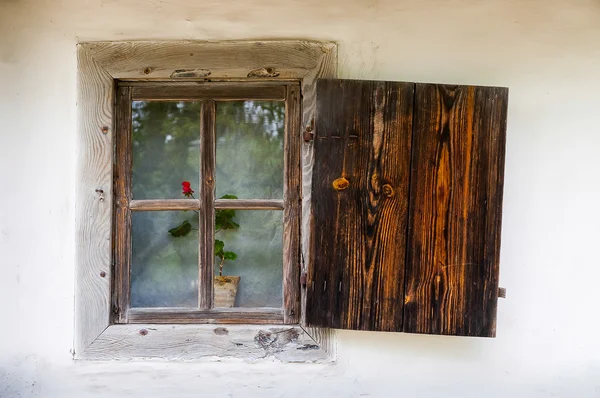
[199,100,216,310]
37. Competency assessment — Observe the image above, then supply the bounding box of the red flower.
[182,181,194,197]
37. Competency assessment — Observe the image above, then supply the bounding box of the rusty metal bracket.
[498,287,507,298]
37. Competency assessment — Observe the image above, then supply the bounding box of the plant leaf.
[220,194,238,200]
[214,239,224,254]
[168,220,192,237]
[223,251,237,260]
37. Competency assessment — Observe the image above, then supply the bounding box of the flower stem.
[219,256,225,276]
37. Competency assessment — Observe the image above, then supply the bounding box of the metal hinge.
[498,287,507,299]
[300,272,307,288]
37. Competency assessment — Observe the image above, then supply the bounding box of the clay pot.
[214,276,240,307]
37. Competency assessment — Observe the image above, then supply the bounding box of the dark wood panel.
[403,84,508,337]
[131,83,286,101]
[113,86,133,323]
[128,307,284,324]
[199,101,216,309]
[306,78,414,331]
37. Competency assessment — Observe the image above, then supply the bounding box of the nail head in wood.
[139,329,148,336]
[143,67,152,75]
[99,271,106,278]
[498,287,506,298]
[101,126,109,134]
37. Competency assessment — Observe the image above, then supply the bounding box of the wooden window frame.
[74,40,337,360]
[113,81,301,325]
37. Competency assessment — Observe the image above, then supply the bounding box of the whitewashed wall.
[1,0,600,396]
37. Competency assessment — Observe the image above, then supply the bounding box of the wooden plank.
[120,80,300,86]
[131,83,286,101]
[283,85,302,324]
[214,199,284,210]
[403,84,508,337]
[299,42,337,355]
[199,100,216,309]
[74,45,114,356]
[81,324,328,362]
[113,86,133,324]
[129,199,200,211]
[82,41,335,80]
[306,79,414,332]
[128,307,283,324]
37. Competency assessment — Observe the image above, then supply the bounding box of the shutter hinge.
[498,287,506,299]
[300,272,307,288]
[303,118,314,142]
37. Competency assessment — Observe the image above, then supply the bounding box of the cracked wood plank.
[74,44,114,355]
[81,325,328,362]
[81,40,335,80]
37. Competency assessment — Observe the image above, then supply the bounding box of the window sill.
[76,324,330,362]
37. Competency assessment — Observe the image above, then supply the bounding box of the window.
[75,40,337,361]
[112,82,302,324]
[75,41,507,360]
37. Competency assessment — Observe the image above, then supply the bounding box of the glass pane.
[132,101,200,199]
[131,211,199,308]
[214,210,283,308]
[216,101,284,199]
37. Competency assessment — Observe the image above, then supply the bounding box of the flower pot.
[214,276,240,308]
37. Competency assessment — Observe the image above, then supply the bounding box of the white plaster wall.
[1,0,600,396]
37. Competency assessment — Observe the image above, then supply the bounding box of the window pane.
[215,101,284,199]
[131,211,199,308]
[132,101,200,199]
[214,210,283,308]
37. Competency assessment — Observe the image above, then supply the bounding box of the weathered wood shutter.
[305,79,508,337]
[306,79,414,331]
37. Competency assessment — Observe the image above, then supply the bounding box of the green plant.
[168,182,240,276]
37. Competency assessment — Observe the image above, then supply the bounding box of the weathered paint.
[2,0,600,397]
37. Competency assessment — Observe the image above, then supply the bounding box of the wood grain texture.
[129,199,200,211]
[113,86,133,324]
[306,79,414,331]
[81,324,328,362]
[74,45,114,356]
[128,307,283,324]
[283,85,302,324]
[403,84,508,337]
[299,43,337,354]
[131,83,286,101]
[199,100,216,309]
[82,40,335,80]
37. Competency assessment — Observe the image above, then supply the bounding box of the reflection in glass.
[132,101,200,199]
[131,211,199,307]
[214,210,283,308]
[216,101,284,199]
